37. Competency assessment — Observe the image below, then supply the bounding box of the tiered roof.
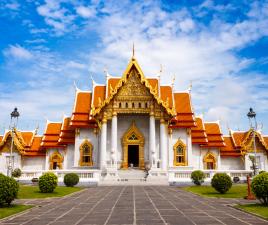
[1,55,267,158]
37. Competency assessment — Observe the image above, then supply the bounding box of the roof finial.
[158,64,163,80]
[132,42,135,59]
[73,81,78,91]
[171,75,175,90]
[188,80,192,93]
[90,75,95,90]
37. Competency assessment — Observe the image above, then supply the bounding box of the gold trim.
[49,151,63,170]
[92,58,175,116]
[79,140,93,166]
[121,122,145,169]
[173,139,187,166]
[203,152,216,169]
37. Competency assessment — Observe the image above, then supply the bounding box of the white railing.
[169,169,252,182]
[20,169,101,183]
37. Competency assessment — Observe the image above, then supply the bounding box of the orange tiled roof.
[41,122,63,148]
[169,92,196,128]
[93,86,106,108]
[147,78,159,95]
[160,86,173,109]
[191,117,208,145]
[24,136,46,156]
[201,123,225,148]
[59,117,75,144]
[20,131,34,147]
[107,78,120,97]
[70,91,97,128]
[231,131,248,147]
[220,136,241,157]
[0,135,3,142]
[264,136,268,147]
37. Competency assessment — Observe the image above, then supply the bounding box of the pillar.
[111,112,117,168]
[160,118,168,170]
[149,112,156,168]
[186,128,193,167]
[168,128,173,168]
[100,115,107,170]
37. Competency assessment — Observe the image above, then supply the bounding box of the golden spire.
[132,42,135,59]
[171,75,175,90]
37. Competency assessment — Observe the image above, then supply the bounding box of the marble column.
[111,112,117,168]
[149,112,156,168]
[160,118,168,170]
[186,128,193,167]
[100,116,107,170]
[168,129,173,168]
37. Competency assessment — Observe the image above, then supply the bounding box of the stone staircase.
[99,169,169,186]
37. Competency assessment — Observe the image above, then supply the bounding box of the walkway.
[1,186,267,225]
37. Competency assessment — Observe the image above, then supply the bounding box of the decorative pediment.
[0,130,25,154]
[92,58,174,117]
[122,121,144,145]
[241,129,268,154]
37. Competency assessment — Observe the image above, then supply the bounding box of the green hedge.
[211,173,232,194]
[251,172,268,205]
[64,173,79,187]
[0,173,19,206]
[38,172,58,193]
[191,170,205,186]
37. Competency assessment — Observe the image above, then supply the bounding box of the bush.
[251,172,268,205]
[12,168,22,178]
[64,173,79,187]
[38,172,58,193]
[191,170,205,185]
[0,173,19,206]
[211,173,232,194]
[259,170,266,174]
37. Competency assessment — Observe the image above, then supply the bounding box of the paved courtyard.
[1,186,267,225]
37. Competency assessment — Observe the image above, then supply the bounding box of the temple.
[0,55,267,184]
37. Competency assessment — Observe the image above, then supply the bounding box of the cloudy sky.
[0,0,268,134]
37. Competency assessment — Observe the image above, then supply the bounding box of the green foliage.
[259,171,266,174]
[251,172,268,205]
[191,170,205,185]
[0,173,19,206]
[211,173,232,194]
[64,173,79,187]
[38,172,58,193]
[12,168,22,178]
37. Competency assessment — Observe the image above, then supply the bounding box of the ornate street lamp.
[7,107,20,177]
[247,107,258,176]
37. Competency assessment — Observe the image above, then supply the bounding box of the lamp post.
[247,107,258,176]
[7,107,20,177]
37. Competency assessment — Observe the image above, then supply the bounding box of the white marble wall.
[221,157,244,170]
[73,128,99,168]
[22,156,45,170]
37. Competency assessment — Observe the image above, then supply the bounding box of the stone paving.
[1,186,267,225]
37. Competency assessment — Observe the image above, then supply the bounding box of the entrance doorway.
[128,145,139,167]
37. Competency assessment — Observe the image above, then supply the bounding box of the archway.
[49,151,63,170]
[121,122,145,169]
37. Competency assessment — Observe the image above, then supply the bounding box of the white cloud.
[3,45,33,60]
[5,2,20,10]
[76,6,95,18]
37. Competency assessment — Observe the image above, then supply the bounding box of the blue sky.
[0,0,268,135]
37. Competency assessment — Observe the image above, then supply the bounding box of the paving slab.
[0,186,267,225]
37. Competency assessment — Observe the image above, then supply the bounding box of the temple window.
[173,140,187,166]
[126,102,128,108]
[132,102,135,108]
[79,140,93,166]
[119,102,122,108]
[203,153,216,170]
[145,103,148,108]
[139,103,141,108]
[49,152,63,170]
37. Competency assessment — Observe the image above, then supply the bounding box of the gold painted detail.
[203,152,216,169]
[240,129,268,156]
[121,122,145,169]
[0,129,25,154]
[92,58,175,117]
[173,139,187,166]
[79,140,93,166]
[49,151,63,170]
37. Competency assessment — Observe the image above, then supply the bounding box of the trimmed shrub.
[38,172,58,193]
[251,172,268,205]
[211,173,232,194]
[0,173,19,206]
[64,173,79,187]
[12,168,22,178]
[259,170,266,174]
[191,170,205,186]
